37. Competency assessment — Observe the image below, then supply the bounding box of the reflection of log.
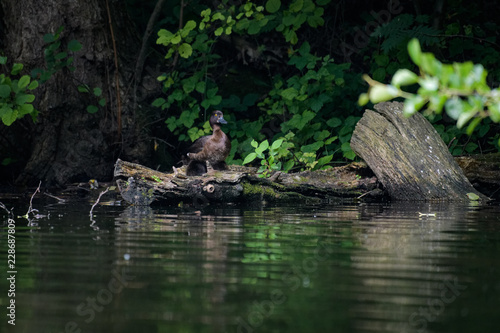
[350,102,488,201]
[113,159,380,205]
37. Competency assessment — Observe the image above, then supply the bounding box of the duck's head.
[210,110,228,126]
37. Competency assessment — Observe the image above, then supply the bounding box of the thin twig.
[43,192,66,203]
[89,187,110,218]
[0,201,12,216]
[357,189,375,199]
[105,0,122,140]
[133,0,167,109]
[172,0,186,69]
[24,181,41,218]
[429,34,500,50]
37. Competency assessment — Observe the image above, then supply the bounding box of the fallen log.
[455,153,500,198]
[113,159,381,205]
[350,101,489,201]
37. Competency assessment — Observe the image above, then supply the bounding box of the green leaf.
[317,154,333,167]
[0,56,7,65]
[87,105,99,114]
[243,152,258,165]
[326,117,342,128]
[314,130,330,141]
[403,95,426,117]
[248,21,261,35]
[488,103,500,123]
[182,76,197,93]
[325,136,338,145]
[307,14,324,28]
[178,43,193,58]
[1,109,17,126]
[301,141,323,153]
[215,27,224,36]
[68,40,82,52]
[358,93,369,106]
[251,139,259,148]
[283,159,294,172]
[28,80,39,90]
[343,150,356,160]
[93,87,102,97]
[11,63,23,75]
[391,69,419,87]
[195,81,206,94]
[465,142,478,153]
[445,97,463,120]
[372,67,386,81]
[374,54,389,67]
[78,85,90,93]
[280,87,298,100]
[368,85,399,103]
[0,84,11,98]
[457,110,476,129]
[184,20,197,32]
[19,103,34,115]
[15,93,35,105]
[98,98,106,107]
[290,0,304,12]
[271,138,284,150]
[54,52,68,60]
[170,34,182,45]
[256,140,269,154]
[266,0,281,13]
[152,98,166,107]
[407,38,422,66]
[43,33,56,43]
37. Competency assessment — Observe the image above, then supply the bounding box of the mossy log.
[113,159,380,206]
[350,102,489,201]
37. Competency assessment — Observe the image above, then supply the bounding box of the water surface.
[1,197,499,333]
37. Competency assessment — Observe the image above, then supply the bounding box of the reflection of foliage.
[241,224,283,264]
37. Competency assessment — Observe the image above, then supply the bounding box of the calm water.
[1,195,500,333]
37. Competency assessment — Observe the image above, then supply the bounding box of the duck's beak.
[218,116,228,124]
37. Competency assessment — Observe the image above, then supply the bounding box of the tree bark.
[0,0,149,186]
[350,102,489,201]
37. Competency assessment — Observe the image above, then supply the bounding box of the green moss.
[242,182,279,200]
[241,181,321,203]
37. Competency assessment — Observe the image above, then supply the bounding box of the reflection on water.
[1,199,500,333]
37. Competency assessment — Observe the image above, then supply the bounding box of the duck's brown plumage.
[185,110,231,176]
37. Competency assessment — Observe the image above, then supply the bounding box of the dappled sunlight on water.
[1,199,500,333]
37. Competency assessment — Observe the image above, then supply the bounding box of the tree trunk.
[350,102,489,201]
[0,0,149,186]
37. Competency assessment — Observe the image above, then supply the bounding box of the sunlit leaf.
[391,69,418,87]
[407,38,422,66]
[368,85,399,103]
[243,153,257,164]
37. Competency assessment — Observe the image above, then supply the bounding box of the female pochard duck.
[185,110,231,176]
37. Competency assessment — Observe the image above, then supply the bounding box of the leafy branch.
[359,38,500,138]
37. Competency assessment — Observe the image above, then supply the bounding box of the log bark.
[455,153,500,198]
[113,159,381,205]
[350,102,489,201]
